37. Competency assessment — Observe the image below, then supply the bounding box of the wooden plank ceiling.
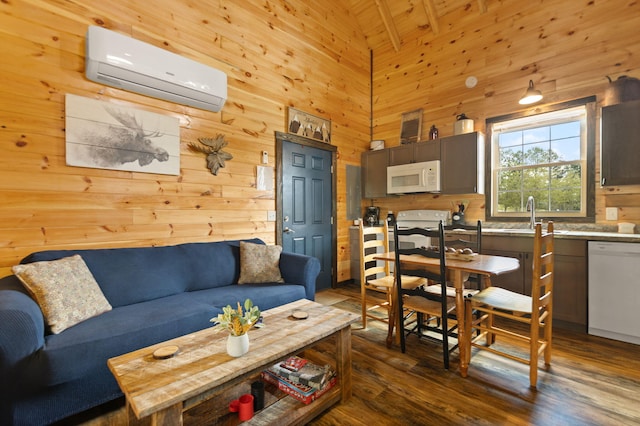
[348,0,488,51]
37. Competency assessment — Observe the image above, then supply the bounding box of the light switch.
[262,151,268,164]
[606,207,618,221]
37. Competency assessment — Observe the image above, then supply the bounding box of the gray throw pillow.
[238,242,285,284]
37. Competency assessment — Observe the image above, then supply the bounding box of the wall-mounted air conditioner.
[85,26,227,112]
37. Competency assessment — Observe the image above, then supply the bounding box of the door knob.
[283,227,295,233]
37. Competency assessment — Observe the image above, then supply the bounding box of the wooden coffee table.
[108,299,358,425]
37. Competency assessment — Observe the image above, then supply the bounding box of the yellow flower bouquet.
[210,299,261,336]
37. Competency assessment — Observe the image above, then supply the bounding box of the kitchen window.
[485,97,596,222]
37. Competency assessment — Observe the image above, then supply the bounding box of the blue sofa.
[0,238,320,426]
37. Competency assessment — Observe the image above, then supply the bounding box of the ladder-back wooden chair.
[425,220,484,299]
[394,222,457,369]
[359,222,425,329]
[464,221,554,387]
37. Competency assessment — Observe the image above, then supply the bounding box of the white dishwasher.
[588,241,640,345]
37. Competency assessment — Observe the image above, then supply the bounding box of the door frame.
[275,131,338,289]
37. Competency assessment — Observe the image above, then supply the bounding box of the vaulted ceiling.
[348,0,488,52]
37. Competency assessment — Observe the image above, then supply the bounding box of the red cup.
[238,393,254,421]
[228,399,240,413]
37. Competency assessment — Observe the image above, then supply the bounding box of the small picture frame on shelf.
[400,109,423,144]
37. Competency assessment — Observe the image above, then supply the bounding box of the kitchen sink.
[491,228,569,234]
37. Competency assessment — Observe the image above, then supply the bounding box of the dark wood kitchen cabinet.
[483,236,532,294]
[361,149,388,199]
[361,133,482,197]
[483,235,587,330]
[601,99,640,186]
[388,144,413,165]
[440,132,484,194]
[388,140,440,165]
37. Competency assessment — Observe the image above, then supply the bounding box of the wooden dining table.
[374,251,520,377]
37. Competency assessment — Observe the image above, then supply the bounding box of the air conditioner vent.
[85,26,227,112]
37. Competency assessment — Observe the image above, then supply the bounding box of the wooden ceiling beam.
[421,0,440,35]
[478,0,488,13]
[374,0,401,52]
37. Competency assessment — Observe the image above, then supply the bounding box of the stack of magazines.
[260,356,337,404]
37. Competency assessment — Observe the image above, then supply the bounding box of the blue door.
[281,139,333,291]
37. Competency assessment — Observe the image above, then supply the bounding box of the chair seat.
[404,294,456,316]
[424,284,479,299]
[399,275,428,289]
[471,286,532,314]
[368,275,427,290]
[367,275,395,291]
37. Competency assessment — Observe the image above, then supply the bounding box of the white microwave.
[387,160,441,194]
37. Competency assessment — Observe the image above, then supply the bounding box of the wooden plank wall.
[3,0,640,283]
[0,0,371,278]
[368,0,640,230]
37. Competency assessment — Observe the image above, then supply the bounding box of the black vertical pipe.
[370,49,373,142]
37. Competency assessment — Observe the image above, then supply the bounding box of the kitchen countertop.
[478,222,639,242]
[481,228,640,243]
[350,223,640,242]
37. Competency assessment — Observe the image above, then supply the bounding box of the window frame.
[484,96,596,223]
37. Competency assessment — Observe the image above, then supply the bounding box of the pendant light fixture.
[518,80,543,105]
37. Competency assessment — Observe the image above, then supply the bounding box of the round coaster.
[153,345,179,359]
[292,310,309,320]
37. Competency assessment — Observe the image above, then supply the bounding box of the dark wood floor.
[72,282,640,425]
[308,282,640,426]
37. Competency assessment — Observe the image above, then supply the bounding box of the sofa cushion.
[32,293,218,387]
[12,255,112,334]
[182,239,263,291]
[22,246,194,308]
[188,283,306,313]
[238,242,284,284]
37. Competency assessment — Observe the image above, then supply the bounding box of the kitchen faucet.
[526,196,536,229]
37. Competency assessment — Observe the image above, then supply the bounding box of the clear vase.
[226,333,250,357]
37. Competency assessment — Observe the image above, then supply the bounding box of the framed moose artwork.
[65,94,180,175]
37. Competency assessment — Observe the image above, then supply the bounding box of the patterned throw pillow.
[12,254,112,334]
[238,242,285,284]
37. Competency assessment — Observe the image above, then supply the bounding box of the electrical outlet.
[267,210,276,221]
[606,207,618,221]
[262,151,269,164]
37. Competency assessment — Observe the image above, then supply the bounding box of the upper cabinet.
[388,144,413,166]
[388,140,440,165]
[361,149,388,199]
[361,132,484,198]
[440,132,485,194]
[601,100,640,186]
